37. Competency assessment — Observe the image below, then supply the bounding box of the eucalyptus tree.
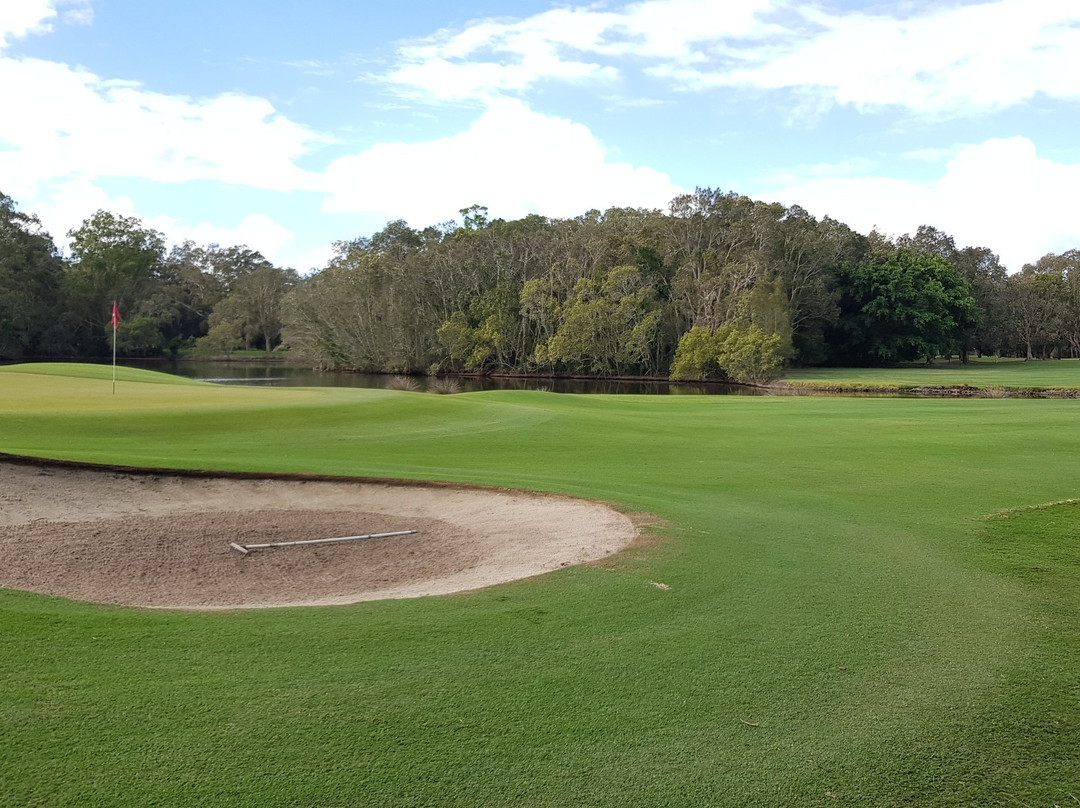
[1020,251,1080,357]
[225,265,299,352]
[953,246,1009,357]
[204,244,276,293]
[142,241,227,353]
[664,188,761,331]
[762,207,864,364]
[64,210,166,355]
[533,265,663,375]
[1010,254,1077,358]
[284,221,452,371]
[0,192,65,358]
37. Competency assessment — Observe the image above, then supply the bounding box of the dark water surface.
[122,359,763,395]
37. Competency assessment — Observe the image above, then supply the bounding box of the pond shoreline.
[6,356,1080,397]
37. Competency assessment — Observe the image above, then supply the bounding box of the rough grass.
[782,357,1080,390]
[385,375,422,392]
[1,364,1078,807]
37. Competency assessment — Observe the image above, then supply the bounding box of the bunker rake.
[229,529,417,555]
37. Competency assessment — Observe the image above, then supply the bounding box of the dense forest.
[2,188,1079,383]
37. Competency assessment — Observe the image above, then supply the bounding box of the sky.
[1,0,1078,274]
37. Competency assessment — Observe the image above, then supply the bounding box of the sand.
[0,459,637,610]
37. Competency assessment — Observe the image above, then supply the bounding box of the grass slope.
[783,357,1080,390]
[1,364,1078,807]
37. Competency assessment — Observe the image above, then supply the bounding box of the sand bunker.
[0,459,637,610]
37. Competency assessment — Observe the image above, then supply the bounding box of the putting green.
[1,363,1077,807]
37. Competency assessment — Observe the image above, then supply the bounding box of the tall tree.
[1008,265,1068,359]
[828,249,976,365]
[665,188,760,331]
[898,225,1008,361]
[1021,250,1080,357]
[765,208,864,364]
[142,241,227,353]
[0,192,66,358]
[203,264,297,353]
[64,211,165,355]
[535,265,663,375]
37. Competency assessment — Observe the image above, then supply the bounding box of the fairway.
[1,364,1078,807]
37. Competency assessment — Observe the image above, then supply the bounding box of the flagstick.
[111,301,117,395]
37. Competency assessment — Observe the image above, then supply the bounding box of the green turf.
[1,364,1078,807]
[783,356,1080,390]
[0,362,206,384]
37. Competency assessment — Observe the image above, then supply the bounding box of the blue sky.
[2,0,1078,273]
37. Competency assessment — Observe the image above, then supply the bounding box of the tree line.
[2,189,1079,382]
[0,193,296,361]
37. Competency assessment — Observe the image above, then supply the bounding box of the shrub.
[670,324,785,385]
[428,377,463,395]
[386,375,421,392]
[716,324,785,385]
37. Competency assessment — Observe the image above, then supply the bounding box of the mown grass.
[1,363,1078,806]
[782,356,1080,390]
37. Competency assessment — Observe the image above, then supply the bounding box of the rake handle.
[232,529,417,553]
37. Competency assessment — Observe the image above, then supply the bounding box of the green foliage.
[1007,270,1067,359]
[716,323,785,384]
[0,192,66,358]
[3,188,1079,375]
[64,210,166,355]
[435,307,515,372]
[669,326,718,380]
[536,265,662,375]
[205,264,297,353]
[113,314,165,356]
[739,277,794,359]
[436,286,522,373]
[192,321,243,359]
[670,323,785,383]
[458,204,490,231]
[829,248,977,365]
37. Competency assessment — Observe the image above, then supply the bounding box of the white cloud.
[386,0,784,102]
[59,0,94,27]
[149,214,297,266]
[26,178,304,270]
[291,244,336,275]
[761,137,1080,271]
[384,0,1080,117]
[0,53,328,199]
[713,0,1080,115]
[321,98,682,225]
[0,0,56,48]
[29,177,138,245]
[0,1,92,48]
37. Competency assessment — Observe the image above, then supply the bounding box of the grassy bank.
[782,356,1080,391]
[1,363,1077,806]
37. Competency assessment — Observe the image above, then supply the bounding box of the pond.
[122,359,764,395]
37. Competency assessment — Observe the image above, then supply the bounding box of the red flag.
[111,301,120,330]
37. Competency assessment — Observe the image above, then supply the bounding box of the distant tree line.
[2,188,1079,382]
[0,192,296,361]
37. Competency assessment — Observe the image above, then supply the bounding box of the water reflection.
[127,359,763,395]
